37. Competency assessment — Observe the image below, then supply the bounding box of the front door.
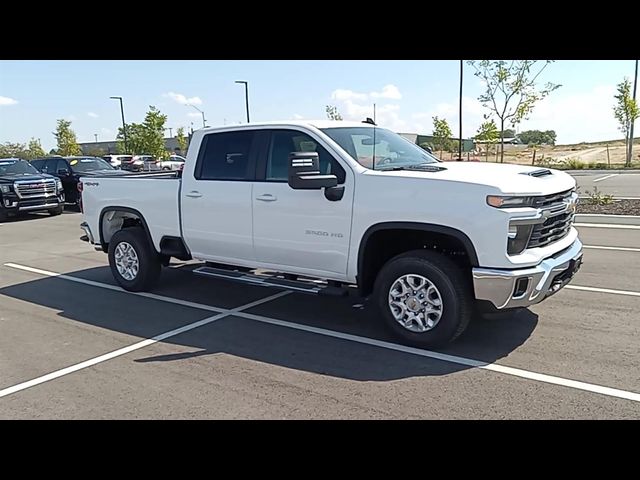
[252,129,354,277]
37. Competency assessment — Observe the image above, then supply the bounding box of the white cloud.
[187,112,201,118]
[164,91,202,106]
[87,112,99,118]
[331,89,368,102]
[370,84,402,100]
[0,96,18,106]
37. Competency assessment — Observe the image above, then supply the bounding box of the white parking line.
[0,290,290,399]
[592,174,618,183]
[565,285,640,298]
[584,245,640,252]
[575,223,640,230]
[3,262,640,404]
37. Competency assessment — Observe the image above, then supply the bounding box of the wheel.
[373,250,472,347]
[108,227,161,291]
[48,205,64,216]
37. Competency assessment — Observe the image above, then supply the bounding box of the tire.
[373,250,473,348]
[48,205,64,216]
[108,227,161,291]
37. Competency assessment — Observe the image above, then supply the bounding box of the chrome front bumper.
[472,238,583,309]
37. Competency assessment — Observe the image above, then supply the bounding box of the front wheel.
[373,250,472,348]
[108,227,161,291]
[48,205,64,216]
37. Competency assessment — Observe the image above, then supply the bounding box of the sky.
[0,60,637,151]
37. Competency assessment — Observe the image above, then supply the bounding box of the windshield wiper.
[378,163,447,172]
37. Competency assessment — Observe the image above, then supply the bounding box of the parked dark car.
[0,158,65,221]
[31,156,128,208]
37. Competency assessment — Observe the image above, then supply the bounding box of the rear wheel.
[374,250,472,347]
[108,227,161,291]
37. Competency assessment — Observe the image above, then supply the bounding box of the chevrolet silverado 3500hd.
[80,121,583,346]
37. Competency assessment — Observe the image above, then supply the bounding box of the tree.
[468,60,560,162]
[0,142,27,158]
[613,78,640,167]
[474,120,499,161]
[326,105,343,121]
[54,119,82,156]
[176,127,188,154]
[518,129,557,146]
[432,116,453,158]
[502,128,516,138]
[116,106,168,158]
[24,138,46,159]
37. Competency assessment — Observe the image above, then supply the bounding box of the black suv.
[32,156,128,207]
[0,158,65,221]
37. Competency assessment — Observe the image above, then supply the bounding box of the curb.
[575,214,640,226]
[567,169,640,176]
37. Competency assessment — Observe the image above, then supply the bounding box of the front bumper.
[472,238,583,309]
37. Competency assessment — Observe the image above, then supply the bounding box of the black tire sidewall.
[108,228,160,291]
[375,253,469,347]
[48,206,63,216]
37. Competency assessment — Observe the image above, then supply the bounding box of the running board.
[193,266,347,296]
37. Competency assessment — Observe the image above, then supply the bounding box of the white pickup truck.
[80,120,583,347]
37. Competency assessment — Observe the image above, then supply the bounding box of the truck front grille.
[527,189,575,249]
[14,179,57,199]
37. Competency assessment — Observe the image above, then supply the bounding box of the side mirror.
[57,168,70,176]
[287,152,337,190]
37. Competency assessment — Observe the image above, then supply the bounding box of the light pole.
[235,80,250,123]
[110,96,128,153]
[94,133,98,143]
[165,127,173,138]
[458,60,463,161]
[187,104,206,128]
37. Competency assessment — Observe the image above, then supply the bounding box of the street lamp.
[110,96,128,153]
[187,104,206,128]
[235,80,250,123]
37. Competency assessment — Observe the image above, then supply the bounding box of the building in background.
[77,137,190,157]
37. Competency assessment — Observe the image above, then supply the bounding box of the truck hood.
[371,161,576,195]
[0,173,56,183]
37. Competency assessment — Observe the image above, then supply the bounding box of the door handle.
[256,194,277,202]
[186,191,202,198]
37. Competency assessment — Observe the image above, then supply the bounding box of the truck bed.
[81,172,182,251]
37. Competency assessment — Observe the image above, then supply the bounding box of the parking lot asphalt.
[573,171,640,198]
[1,212,639,419]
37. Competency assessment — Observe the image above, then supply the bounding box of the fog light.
[513,277,530,298]
[4,198,11,207]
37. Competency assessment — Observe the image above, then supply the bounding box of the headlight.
[0,185,10,194]
[487,195,533,208]
[55,179,62,191]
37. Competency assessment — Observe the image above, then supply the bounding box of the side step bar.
[193,266,347,296]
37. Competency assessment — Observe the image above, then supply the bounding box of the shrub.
[564,158,586,169]
[584,187,614,206]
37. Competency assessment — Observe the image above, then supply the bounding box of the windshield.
[69,157,114,173]
[321,127,440,170]
[0,159,40,175]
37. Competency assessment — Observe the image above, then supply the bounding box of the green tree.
[0,142,28,158]
[502,128,516,138]
[474,120,499,161]
[24,138,46,159]
[518,129,557,146]
[116,106,167,158]
[613,78,640,167]
[326,105,343,120]
[54,119,82,156]
[468,60,560,162]
[432,116,453,158]
[176,127,188,153]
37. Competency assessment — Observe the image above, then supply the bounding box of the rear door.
[180,129,258,263]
